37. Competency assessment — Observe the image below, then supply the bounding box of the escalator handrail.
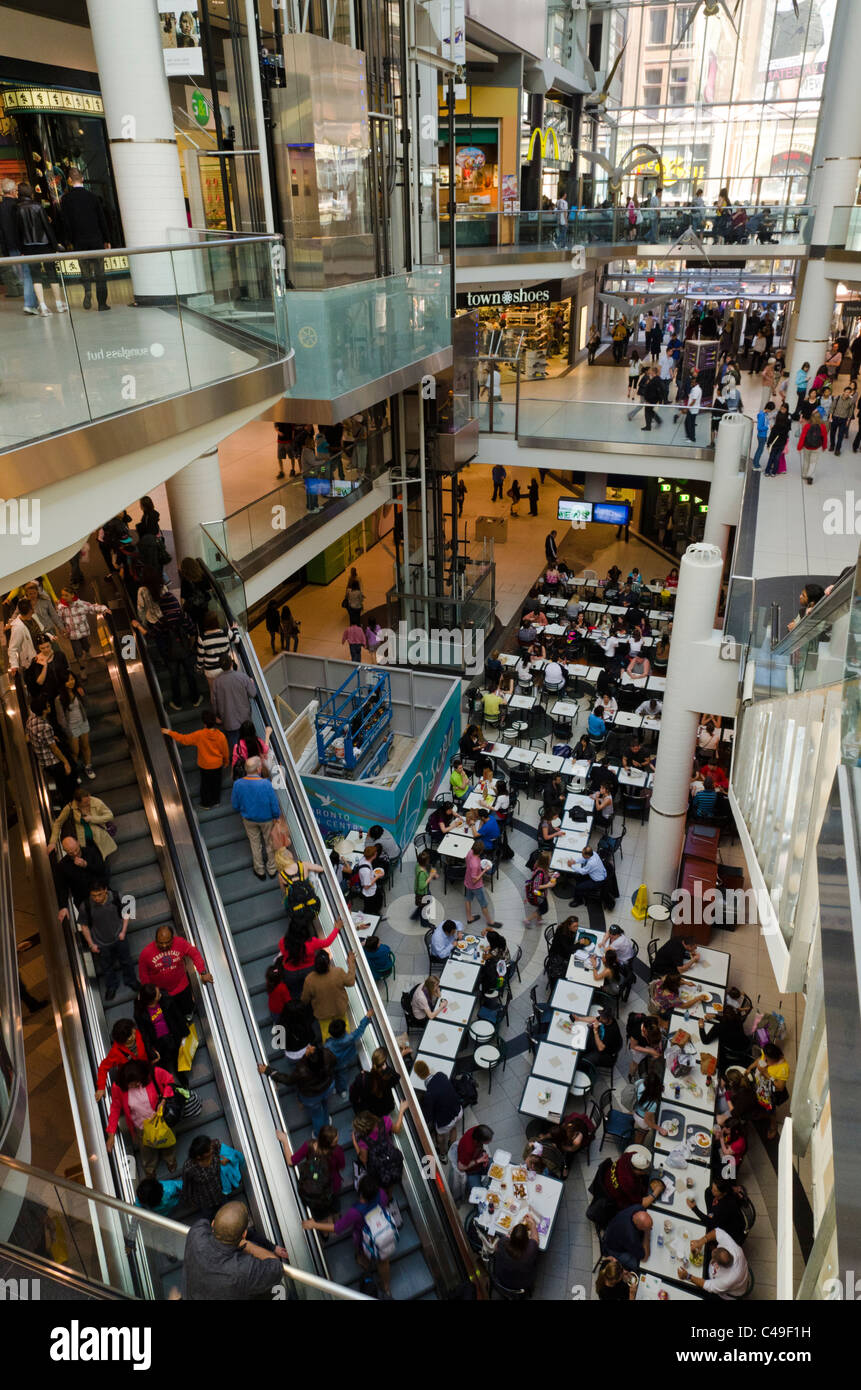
[201,568,480,1292]
[767,561,857,663]
[0,726,30,1158]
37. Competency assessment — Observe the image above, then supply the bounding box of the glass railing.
[441,204,813,252]
[284,265,450,402]
[841,557,861,767]
[517,395,721,448]
[0,1152,367,1300]
[0,234,290,453]
[826,206,861,252]
[743,564,857,704]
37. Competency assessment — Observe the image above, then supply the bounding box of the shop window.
[669,67,688,105]
[648,7,669,46]
[643,69,663,110]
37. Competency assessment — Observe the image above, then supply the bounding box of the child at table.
[411,849,438,921]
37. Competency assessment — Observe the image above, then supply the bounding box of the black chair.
[401,988,424,1037]
[622,790,649,825]
[599,826,626,861]
[543,925,556,950]
[597,1087,634,1153]
[508,943,523,984]
[488,1255,532,1300]
[551,716,573,741]
[526,1015,543,1058]
[442,857,467,892]
[424,927,448,975]
[510,765,533,799]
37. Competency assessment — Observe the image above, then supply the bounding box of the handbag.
[162,1085,202,1128]
[271,818,290,851]
[177,1023,199,1073]
[141,1103,175,1149]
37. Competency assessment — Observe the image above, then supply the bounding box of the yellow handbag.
[177,1023,200,1074]
[141,1104,175,1150]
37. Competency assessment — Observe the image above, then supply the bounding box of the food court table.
[613,711,643,729]
[438,988,476,1026]
[676,983,726,1019]
[440,958,480,992]
[550,842,589,872]
[586,602,608,615]
[419,1019,466,1061]
[543,623,566,637]
[636,1270,703,1301]
[640,1210,707,1286]
[561,809,594,834]
[437,832,474,859]
[684,946,731,989]
[409,1052,455,1092]
[551,699,581,719]
[648,676,667,692]
[518,1074,570,1122]
[618,768,652,788]
[531,1042,579,1086]
[507,694,537,711]
[464,791,495,811]
[532,752,564,775]
[561,758,592,784]
[507,746,537,765]
[550,979,595,1015]
[350,911,380,941]
[653,1101,714,1161]
[474,1157,563,1250]
[650,1153,711,1219]
[661,1013,719,1113]
[546,1012,590,1050]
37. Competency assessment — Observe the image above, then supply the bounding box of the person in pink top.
[137,923,212,1021]
[105,1059,177,1176]
[464,837,502,930]
[342,623,365,662]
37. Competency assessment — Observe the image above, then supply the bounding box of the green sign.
[191,89,210,126]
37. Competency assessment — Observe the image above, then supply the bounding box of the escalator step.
[215,866,274,906]
[87,714,125,746]
[125,891,174,930]
[110,809,150,841]
[115,862,166,899]
[97,783,144,817]
[228,892,285,934]
[325,1213,422,1286]
[109,837,158,875]
[90,737,133,769]
[88,764,140,795]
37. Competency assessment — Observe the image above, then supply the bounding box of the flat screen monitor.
[593,501,631,526]
[557,498,593,524]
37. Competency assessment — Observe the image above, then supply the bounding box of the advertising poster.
[160,4,204,77]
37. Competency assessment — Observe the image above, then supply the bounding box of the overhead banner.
[160,4,204,77]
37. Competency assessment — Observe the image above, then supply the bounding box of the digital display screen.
[557,498,593,524]
[593,501,631,526]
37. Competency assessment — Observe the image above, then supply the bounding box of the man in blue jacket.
[231,756,281,878]
[752,401,774,470]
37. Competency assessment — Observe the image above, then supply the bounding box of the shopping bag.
[141,1104,175,1149]
[177,1023,199,1074]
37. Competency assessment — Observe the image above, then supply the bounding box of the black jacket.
[0,195,21,255]
[767,414,791,447]
[421,1072,461,1130]
[54,842,106,908]
[690,1191,746,1246]
[16,198,60,252]
[60,186,110,249]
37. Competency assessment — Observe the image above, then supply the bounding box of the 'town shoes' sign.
[459,281,560,309]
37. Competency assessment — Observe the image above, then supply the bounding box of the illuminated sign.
[527,126,560,162]
[0,86,104,115]
[593,501,631,527]
[558,498,592,525]
[679,493,690,502]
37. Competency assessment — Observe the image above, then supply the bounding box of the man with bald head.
[602,1202,653,1272]
[54,834,107,915]
[181,1201,287,1300]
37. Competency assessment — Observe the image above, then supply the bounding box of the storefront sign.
[458,280,561,309]
[527,126,560,162]
[160,4,204,77]
[0,87,104,115]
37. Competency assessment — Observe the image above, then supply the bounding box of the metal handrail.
[0,1153,371,1301]
[0,231,282,268]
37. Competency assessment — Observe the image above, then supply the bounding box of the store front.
[439,85,521,249]
[638,476,711,558]
[456,278,577,381]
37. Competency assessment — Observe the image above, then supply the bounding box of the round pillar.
[704,413,750,559]
[645,542,724,896]
[583,473,607,504]
[165,449,225,567]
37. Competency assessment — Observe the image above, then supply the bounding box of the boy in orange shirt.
[162,709,229,808]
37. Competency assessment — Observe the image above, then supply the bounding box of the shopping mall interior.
[0,0,858,1323]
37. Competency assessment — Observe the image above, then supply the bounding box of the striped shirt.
[196,626,236,673]
[26,712,58,766]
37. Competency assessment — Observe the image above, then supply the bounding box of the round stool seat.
[511,721,529,733]
[648,903,671,922]
[473,1043,501,1069]
[571,1069,593,1096]
[469,1018,496,1042]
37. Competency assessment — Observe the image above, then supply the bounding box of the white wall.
[0,7,97,69]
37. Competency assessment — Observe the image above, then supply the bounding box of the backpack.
[552,744,572,758]
[806,422,826,450]
[297,1148,333,1217]
[366,1123,404,1189]
[361,1203,399,1261]
[525,870,547,906]
[283,863,320,927]
[452,1071,478,1108]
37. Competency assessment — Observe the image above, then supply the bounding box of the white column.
[165,449,226,565]
[583,473,607,504]
[788,0,861,386]
[704,412,750,559]
[86,0,189,297]
[645,542,724,896]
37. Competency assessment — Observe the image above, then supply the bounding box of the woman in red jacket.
[105,1059,177,1175]
[95,1019,151,1103]
[798,413,828,484]
[277,916,343,997]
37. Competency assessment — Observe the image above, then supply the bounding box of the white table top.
[586,602,608,614]
[642,716,662,731]
[409,1052,455,1092]
[649,608,668,620]
[546,1012,590,1050]
[640,1210,707,1286]
[486,742,512,758]
[618,767,652,787]
[653,1101,714,1161]
[499,653,519,666]
[565,792,595,812]
[532,753,564,773]
[508,693,537,710]
[543,596,567,609]
[531,1042,578,1085]
[543,623,566,637]
[606,605,628,616]
[676,983,727,1019]
[440,958,480,992]
[562,666,591,680]
[661,1015,719,1112]
[684,946,731,988]
[650,1153,711,1219]
[561,809,594,833]
[463,791,495,810]
[550,841,589,872]
[565,950,601,983]
[614,711,643,728]
[350,912,380,940]
[438,831,474,859]
[619,671,649,688]
[550,979,595,1015]
[474,1166,563,1251]
[519,1074,570,1121]
[648,676,667,692]
[551,699,580,718]
[636,1272,703,1302]
[555,828,590,852]
[438,988,476,1026]
[419,1018,466,1060]
[507,746,537,765]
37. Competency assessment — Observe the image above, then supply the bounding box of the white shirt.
[703,1229,749,1299]
[544,661,565,687]
[688,383,703,414]
[604,635,625,658]
[556,197,568,226]
[607,932,635,964]
[358,859,380,897]
[572,851,607,882]
[7,615,38,671]
[636,700,662,716]
[598,695,618,716]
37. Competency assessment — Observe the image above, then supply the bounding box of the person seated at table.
[514,653,535,690]
[636,696,663,719]
[595,1257,637,1301]
[686,1175,747,1249]
[692,776,718,818]
[365,824,401,868]
[600,922,635,965]
[627,626,645,656]
[587,706,607,740]
[427,801,457,845]
[665,568,679,588]
[545,565,560,590]
[528,638,547,662]
[545,914,581,981]
[715,1118,748,1177]
[484,650,503,689]
[565,593,583,623]
[456,1123,494,1191]
[568,847,608,897]
[522,1133,566,1178]
[462,808,481,838]
[626,1013,664,1079]
[601,625,628,661]
[542,772,567,808]
[543,656,566,691]
[677,1227,749,1299]
[622,738,654,773]
[602,1203,653,1272]
[594,691,618,720]
[517,619,539,647]
[429,917,463,961]
[591,947,622,998]
[476,937,509,1022]
[410,975,443,1021]
[649,934,700,979]
[482,685,506,726]
[596,1146,664,1213]
[625,652,651,681]
[573,1006,621,1068]
[459,724,484,763]
[449,757,470,803]
[689,769,705,797]
[493,1216,540,1294]
[706,761,729,791]
[631,1071,667,1144]
[592,782,615,827]
[698,1004,748,1064]
[649,970,709,1021]
[476,808,501,852]
[651,635,670,672]
[536,803,564,851]
[571,733,592,763]
[493,778,511,820]
[475,762,496,799]
[363,935,396,981]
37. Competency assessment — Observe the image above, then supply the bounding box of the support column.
[645,542,724,896]
[86,0,189,295]
[583,472,607,504]
[165,449,225,566]
[704,413,750,559]
[788,0,861,386]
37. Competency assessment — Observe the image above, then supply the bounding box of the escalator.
[124,573,477,1300]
